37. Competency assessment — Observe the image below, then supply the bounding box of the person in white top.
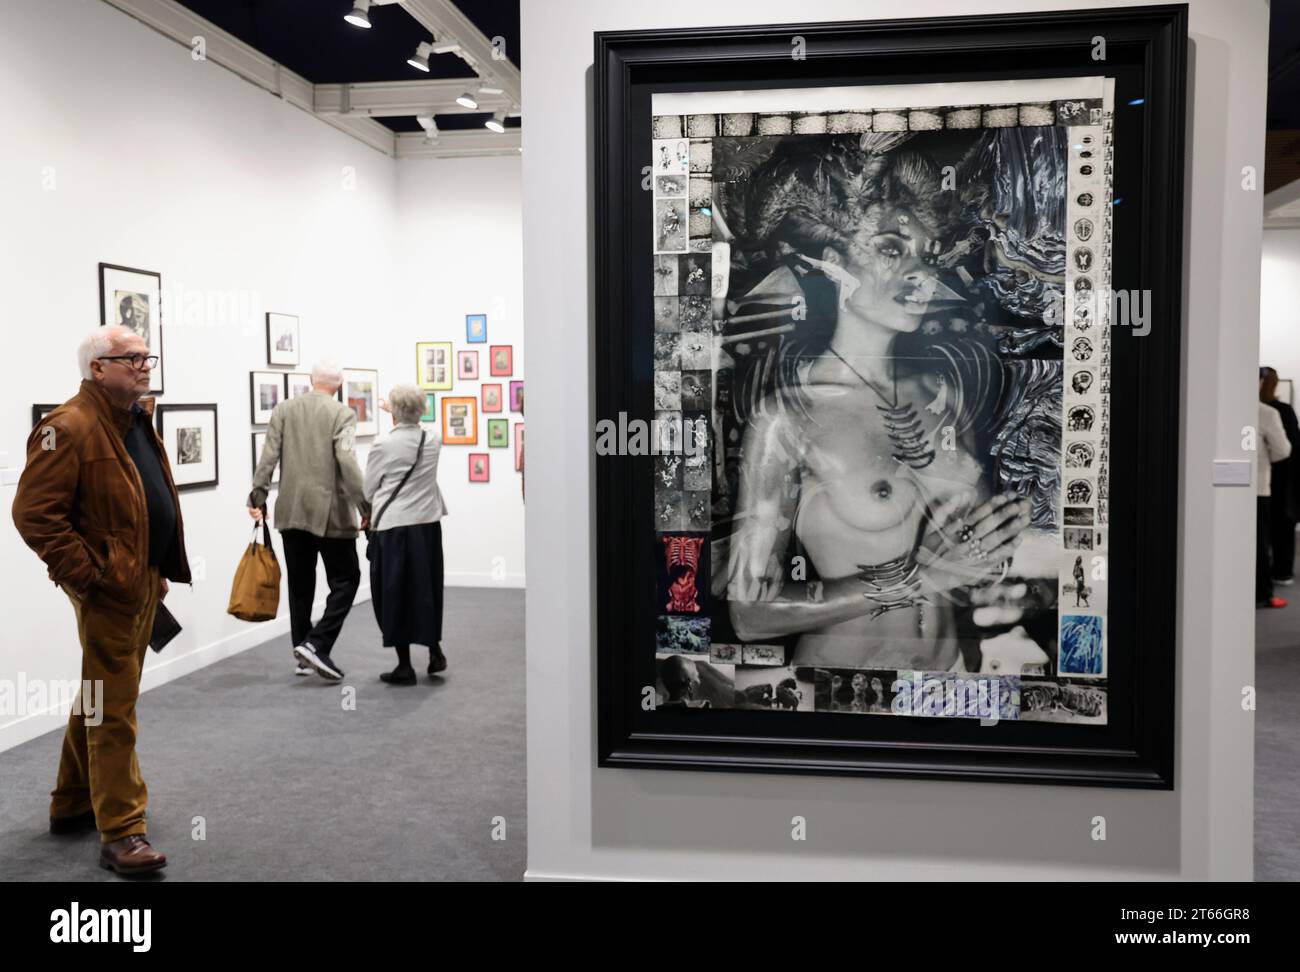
[1257,396,1291,607]
[364,384,449,683]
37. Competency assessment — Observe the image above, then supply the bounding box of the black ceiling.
[173,0,519,132]
[1269,0,1300,131]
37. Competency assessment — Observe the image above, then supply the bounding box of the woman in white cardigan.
[365,384,449,684]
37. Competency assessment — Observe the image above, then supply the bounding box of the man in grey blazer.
[248,360,370,679]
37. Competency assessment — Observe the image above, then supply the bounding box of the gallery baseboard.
[0,585,371,755]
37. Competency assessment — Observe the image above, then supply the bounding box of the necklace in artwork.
[827,347,936,470]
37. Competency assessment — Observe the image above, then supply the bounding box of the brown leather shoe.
[99,835,167,875]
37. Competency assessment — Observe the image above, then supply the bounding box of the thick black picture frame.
[98,262,164,396]
[595,5,1186,788]
[265,312,300,367]
[155,403,219,493]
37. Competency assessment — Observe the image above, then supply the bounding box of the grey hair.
[78,325,135,380]
[311,359,344,389]
[387,383,426,426]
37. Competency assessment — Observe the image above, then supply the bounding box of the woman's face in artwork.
[824,203,943,334]
[851,673,867,690]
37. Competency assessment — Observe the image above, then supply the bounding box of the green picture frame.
[487,418,509,448]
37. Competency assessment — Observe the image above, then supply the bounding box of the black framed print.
[156,404,218,492]
[250,370,282,425]
[99,263,164,395]
[343,368,379,437]
[266,312,299,367]
[31,404,59,427]
[252,430,279,488]
[595,5,1186,788]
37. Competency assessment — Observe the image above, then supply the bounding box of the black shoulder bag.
[365,430,426,561]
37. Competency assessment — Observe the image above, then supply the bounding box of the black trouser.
[281,529,361,654]
[1269,493,1295,580]
[1257,498,1274,604]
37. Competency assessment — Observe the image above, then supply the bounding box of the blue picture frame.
[466,313,488,343]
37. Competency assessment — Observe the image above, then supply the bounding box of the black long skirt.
[369,521,444,648]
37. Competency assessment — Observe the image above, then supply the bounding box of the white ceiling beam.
[397,0,521,108]
[314,80,513,117]
[396,129,521,159]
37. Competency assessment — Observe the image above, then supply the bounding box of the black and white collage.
[648,78,1114,725]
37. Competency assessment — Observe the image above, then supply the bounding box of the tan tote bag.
[228,519,281,622]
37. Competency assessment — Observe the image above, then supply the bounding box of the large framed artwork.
[416,342,454,391]
[266,313,299,367]
[595,6,1186,787]
[156,404,218,492]
[343,368,379,437]
[99,263,164,395]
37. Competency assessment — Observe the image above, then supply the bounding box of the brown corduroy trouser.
[50,569,160,843]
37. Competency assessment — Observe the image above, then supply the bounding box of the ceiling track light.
[456,91,479,110]
[416,114,439,141]
[407,42,433,71]
[344,0,372,29]
[485,110,507,134]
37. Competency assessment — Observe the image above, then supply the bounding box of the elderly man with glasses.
[12,324,190,876]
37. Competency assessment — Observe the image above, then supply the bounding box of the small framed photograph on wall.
[31,404,59,427]
[416,342,453,391]
[482,383,503,412]
[469,453,490,483]
[489,345,513,377]
[265,312,299,366]
[509,380,524,413]
[514,423,524,471]
[156,404,218,492]
[440,396,478,445]
[285,372,313,399]
[487,418,509,448]
[421,392,436,424]
[250,371,282,425]
[251,430,279,487]
[458,350,480,381]
[342,368,379,437]
[99,263,164,395]
[466,313,487,344]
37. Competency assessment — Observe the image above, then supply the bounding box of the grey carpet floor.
[1255,598,1300,881]
[0,587,525,882]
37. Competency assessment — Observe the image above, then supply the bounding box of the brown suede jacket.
[12,379,191,611]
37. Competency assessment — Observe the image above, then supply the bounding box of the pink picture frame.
[457,350,479,381]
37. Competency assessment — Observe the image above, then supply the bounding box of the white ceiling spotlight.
[485,110,507,134]
[456,91,479,110]
[407,42,434,71]
[478,83,504,96]
[344,0,372,29]
[416,114,439,141]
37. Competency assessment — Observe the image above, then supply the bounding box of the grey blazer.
[249,390,370,538]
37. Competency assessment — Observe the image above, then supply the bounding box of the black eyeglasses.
[98,354,158,371]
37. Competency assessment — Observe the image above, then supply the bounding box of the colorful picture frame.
[487,418,509,448]
[469,453,490,482]
[482,383,503,412]
[509,380,524,412]
[416,341,453,391]
[514,422,524,471]
[466,313,488,343]
[458,350,480,381]
[489,345,513,377]
[421,392,436,423]
[440,396,478,445]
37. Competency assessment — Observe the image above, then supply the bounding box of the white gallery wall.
[1260,228,1300,380]
[523,0,1266,880]
[0,0,524,751]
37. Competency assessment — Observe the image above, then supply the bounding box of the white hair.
[311,359,344,389]
[78,325,135,380]
[387,384,426,426]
